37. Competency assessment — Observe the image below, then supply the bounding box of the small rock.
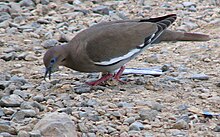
[0,5,11,13]
[107,126,117,133]
[145,101,163,111]
[78,123,88,132]
[213,125,220,132]
[129,121,144,131]
[0,20,9,28]
[182,2,196,7]
[37,18,50,24]
[13,109,36,121]
[139,109,158,121]
[0,132,13,137]
[10,75,27,85]
[18,130,30,137]
[92,6,110,15]
[87,132,96,137]
[0,108,4,116]
[17,52,29,60]
[2,108,15,115]
[79,111,88,118]
[118,102,133,108]
[41,0,50,5]
[183,21,198,30]
[0,81,10,90]
[20,0,35,7]
[33,112,77,137]
[161,64,172,72]
[87,99,99,107]
[31,102,45,112]
[0,52,16,61]
[0,120,17,134]
[175,4,184,10]
[144,131,154,137]
[188,6,196,12]
[124,117,136,124]
[32,95,44,103]
[177,104,189,111]
[13,89,29,99]
[190,74,209,80]
[41,39,59,49]
[57,107,73,115]
[111,111,122,118]
[0,94,24,107]
[29,130,41,137]
[172,119,189,130]
[73,86,91,94]
[88,114,101,122]
[25,54,38,61]
[0,12,11,22]
[128,130,142,136]
[145,54,159,63]
[169,129,187,136]
[21,83,34,90]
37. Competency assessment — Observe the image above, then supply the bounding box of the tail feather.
[156,30,211,43]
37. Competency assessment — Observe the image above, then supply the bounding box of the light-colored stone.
[33,112,77,137]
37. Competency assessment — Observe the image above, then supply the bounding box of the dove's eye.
[50,58,56,64]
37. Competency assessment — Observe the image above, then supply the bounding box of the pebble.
[144,131,154,137]
[124,117,136,124]
[145,54,159,63]
[10,75,27,85]
[145,101,163,112]
[17,52,29,60]
[213,125,220,132]
[73,86,92,94]
[25,54,38,61]
[172,119,189,130]
[0,108,4,116]
[0,120,17,135]
[0,12,11,22]
[32,95,44,103]
[0,52,16,61]
[13,109,36,121]
[13,89,29,99]
[2,108,15,115]
[182,2,196,7]
[41,39,59,49]
[0,94,24,107]
[33,112,77,137]
[57,107,73,115]
[78,123,88,132]
[129,121,144,131]
[169,129,187,136]
[118,102,134,108]
[17,130,30,137]
[28,130,41,137]
[139,109,159,121]
[0,81,10,90]
[92,6,110,15]
[20,0,35,7]
[0,132,13,137]
[190,74,209,80]
[0,20,9,28]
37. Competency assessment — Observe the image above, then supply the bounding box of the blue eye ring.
[50,57,57,64]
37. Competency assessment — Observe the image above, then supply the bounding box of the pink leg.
[114,66,126,83]
[86,73,113,86]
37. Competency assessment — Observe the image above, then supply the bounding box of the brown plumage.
[43,14,210,86]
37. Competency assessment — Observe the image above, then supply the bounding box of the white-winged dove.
[43,14,210,86]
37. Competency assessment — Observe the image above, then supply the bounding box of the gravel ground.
[0,0,220,137]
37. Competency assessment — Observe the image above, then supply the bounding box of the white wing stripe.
[94,48,141,65]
